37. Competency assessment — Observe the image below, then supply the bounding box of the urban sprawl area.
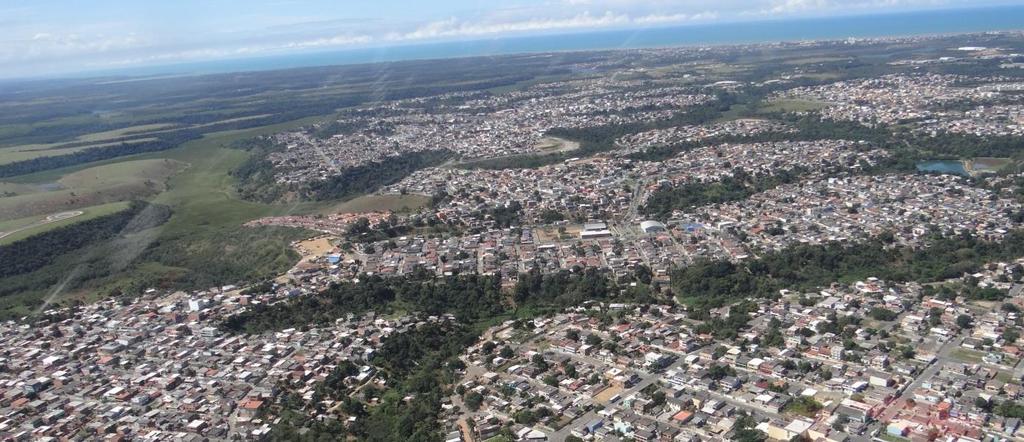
[5,34,1024,442]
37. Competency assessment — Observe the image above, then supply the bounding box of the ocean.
[86,5,1024,78]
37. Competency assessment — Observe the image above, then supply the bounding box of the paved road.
[704,386,787,422]
[877,335,959,423]
[611,176,650,242]
[547,410,600,442]
[618,359,685,400]
[1009,283,1024,299]
[544,357,789,441]
[542,347,682,441]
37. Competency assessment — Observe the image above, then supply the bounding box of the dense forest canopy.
[221,266,660,334]
[672,230,1024,310]
[642,167,807,218]
[0,201,171,279]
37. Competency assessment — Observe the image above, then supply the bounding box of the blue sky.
[0,0,1018,77]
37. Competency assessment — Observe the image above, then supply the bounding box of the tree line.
[460,92,738,171]
[227,265,660,440]
[641,167,807,218]
[305,150,453,201]
[0,131,201,178]
[221,265,660,334]
[0,201,171,280]
[269,321,477,442]
[231,146,453,203]
[673,230,1024,312]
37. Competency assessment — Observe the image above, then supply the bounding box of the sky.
[0,0,1019,78]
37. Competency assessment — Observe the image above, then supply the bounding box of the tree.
[532,354,548,371]
[464,391,484,411]
[733,412,767,442]
[763,326,785,348]
[539,209,565,223]
[784,396,824,417]
[481,341,497,354]
[976,397,993,412]
[1004,328,1020,344]
[634,265,653,284]
[650,390,667,407]
[563,363,578,379]
[831,414,849,431]
[566,329,580,341]
[899,345,916,360]
[671,231,1024,310]
[514,409,538,425]
[956,314,974,329]
[997,400,1024,418]
[868,308,898,321]
[707,364,735,381]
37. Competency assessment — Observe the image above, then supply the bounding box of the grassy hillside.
[0,119,329,317]
[0,201,131,245]
[0,159,187,221]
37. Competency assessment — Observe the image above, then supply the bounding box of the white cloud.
[768,0,831,14]
[764,0,949,15]
[389,11,632,41]
[0,0,1007,77]
[279,34,373,49]
[87,34,374,68]
[385,9,727,42]
[52,9,715,70]
[0,31,145,62]
[634,11,719,24]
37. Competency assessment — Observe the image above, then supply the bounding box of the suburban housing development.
[3,26,1024,442]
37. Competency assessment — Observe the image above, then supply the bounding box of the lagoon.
[916,160,968,176]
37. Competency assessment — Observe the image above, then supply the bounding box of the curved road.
[0,210,84,241]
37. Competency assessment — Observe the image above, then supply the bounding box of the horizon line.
[7,3,1024,83]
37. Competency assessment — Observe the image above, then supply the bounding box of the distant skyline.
[2,0,1022,78]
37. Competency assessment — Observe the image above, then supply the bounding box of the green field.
[0,137,160,165]
[695,62,750,76]
[147,116,332,229]
[0,181,42,196]
[967,157,1016,174]
[714,104,752,123]
[0,122,179,165]
[950,348,986,364]
[0,116,334,316]
[879,434,910,442]
[90,121,331,295]
[0,201,131,245]
[0,158,187,221]
[783,56,853,65]
[323,194,432,214]
[759,99,831,114]
[74,123,177,142]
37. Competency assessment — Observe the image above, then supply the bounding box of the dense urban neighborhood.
[4,31,1024,442]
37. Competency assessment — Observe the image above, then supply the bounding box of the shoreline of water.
[27,5,1024,81]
